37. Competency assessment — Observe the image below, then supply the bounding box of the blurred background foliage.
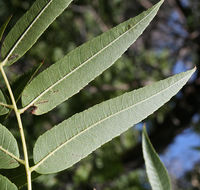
[0,0,200,189]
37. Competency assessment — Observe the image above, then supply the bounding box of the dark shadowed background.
[0,0,200,189]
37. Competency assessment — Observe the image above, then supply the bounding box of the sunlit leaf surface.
[33,68,195,174]
[142,126,172,190]
[22,0,164,115]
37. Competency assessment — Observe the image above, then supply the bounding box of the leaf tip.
[142,124,148,136]
[185,66,197,78]
[193,66,197,72]
[156,0,165,7]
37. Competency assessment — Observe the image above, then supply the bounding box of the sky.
[161,127,200,178]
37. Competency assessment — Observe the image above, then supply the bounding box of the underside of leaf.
[1,0,73,65]
[21,0,164,115]
[0,174,18,190]
[0,123,20,169]
[0,89,9,115]
[32,68,195,174]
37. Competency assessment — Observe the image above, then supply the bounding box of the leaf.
[32,68,195,174]
[21,0,164,115]
[1,0,74,65]
[0,160,40,189]
[0,174,18,190]
[142,126,172,190]
[0,123,20,169]
[0,89,9,115]
[0,15,12,42]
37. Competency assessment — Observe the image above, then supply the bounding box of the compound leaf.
[21,0,164,115]
[1,0,74,65]
[142,126,172,190]
[0,123,20,169]
[32,68,195,174]
[0,174,18,190]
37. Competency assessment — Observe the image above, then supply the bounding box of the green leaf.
[1,0,74,65]
[142,126,172,190]
[21,0,164,115]
[0,123,20,169]
[0,89,9,115]
[32,68,195,174]
[0,15,12,42]
[0,174,18,190]
[0,160,40,189]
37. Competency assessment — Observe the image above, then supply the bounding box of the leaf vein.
[4,0,53,62]
[33,72,189,170]
[23,4,159,111]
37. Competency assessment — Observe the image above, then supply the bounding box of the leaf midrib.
[4,0,54,62]
[24,3,159,109]
[34,72,189,170]
[0,145,19,163]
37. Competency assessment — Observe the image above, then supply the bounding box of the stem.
[15,111,32,190]
[0,102,13,109]
[0,66,32,190]
[0,59,7,67]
